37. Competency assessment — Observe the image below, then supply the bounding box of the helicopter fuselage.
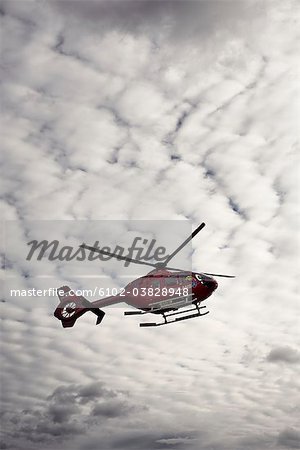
[92,269,218,313]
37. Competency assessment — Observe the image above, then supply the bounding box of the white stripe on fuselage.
[148,294,193,311]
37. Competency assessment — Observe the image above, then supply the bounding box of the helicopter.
[54,222,234,328]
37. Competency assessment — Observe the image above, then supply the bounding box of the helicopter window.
[166,277,176,286]
[151,279,160,289]
[138,278,148,288]
[177,276,185,285]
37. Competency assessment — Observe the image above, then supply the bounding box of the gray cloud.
[111,432,197,449]
[47,404,79,424]
[91,399,133,418]
[51,0,262,43]
[277,428,300,449]
[78,431,198,450]
[49,381,119,405]
[1,381,137,448]
[267,346,300,364]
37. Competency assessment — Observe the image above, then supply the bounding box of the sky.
[1,0,300,449]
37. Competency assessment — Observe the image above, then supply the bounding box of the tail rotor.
[54,286,105,328]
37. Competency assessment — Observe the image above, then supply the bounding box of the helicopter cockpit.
[195,273,218,289]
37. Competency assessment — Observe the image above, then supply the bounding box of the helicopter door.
[165,276,178,288]
[138,276,153,299]
[150,278,161,295]
[142,277,161,295]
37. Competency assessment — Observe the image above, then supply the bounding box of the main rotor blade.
[203,272,235,278]
[165,267,235,278]
[80,244,158,268]
[163,222,206,266]
[163,266,191,272]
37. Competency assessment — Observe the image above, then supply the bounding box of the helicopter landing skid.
[139,303,209,327]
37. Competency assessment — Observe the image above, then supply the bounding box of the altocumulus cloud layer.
[1,1,300,449]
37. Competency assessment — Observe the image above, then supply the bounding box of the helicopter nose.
[212,279,218,289]
[203,278,218,290]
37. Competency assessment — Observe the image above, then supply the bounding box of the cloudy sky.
[1,1,300,449]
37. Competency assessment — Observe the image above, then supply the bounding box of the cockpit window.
[166,277,176,286]
[177,276,185,285]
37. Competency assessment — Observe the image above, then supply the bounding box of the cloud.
[91,400,133,418]
[277,428,300,449]
[51,0,263,44]
[1,381,137,449]
[266,346,300,364]
[111,432,197,450]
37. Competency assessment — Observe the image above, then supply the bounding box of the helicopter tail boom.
[54,286,105,328]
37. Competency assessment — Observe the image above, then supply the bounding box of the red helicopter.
[54,223,234,328]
